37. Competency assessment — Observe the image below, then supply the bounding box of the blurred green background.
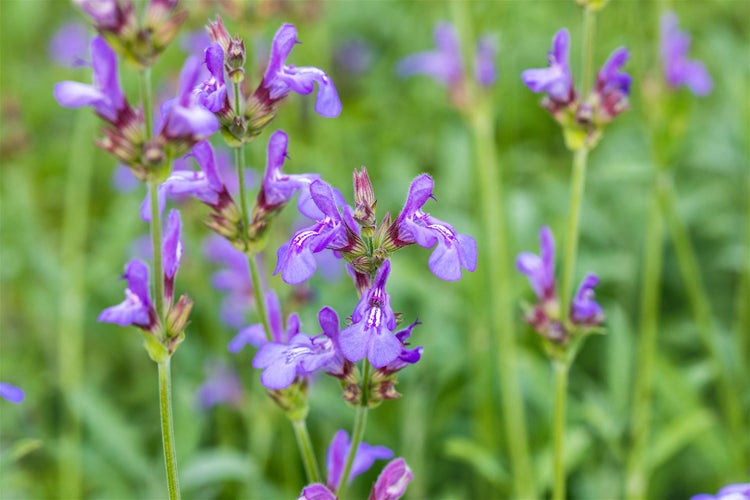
[1,0,748,499]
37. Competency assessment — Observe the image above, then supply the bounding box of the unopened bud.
[166,293,193,338]
[207,15,232,53]
[353,167,377,235]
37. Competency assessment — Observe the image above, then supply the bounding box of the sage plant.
[520,2,630,498]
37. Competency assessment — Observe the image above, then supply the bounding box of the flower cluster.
[516,226,604,345]
[54,36,218,182]
[200,17,341,144]
[275,169,477,287]
[74,0,186,68]
[298,431,413,500]
[522,29,631,149]
[397,22,497,108]
[98,210,192,359]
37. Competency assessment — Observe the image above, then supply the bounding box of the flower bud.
[166,293,193,339]
[207,15,232,54]
[353,167,377,236]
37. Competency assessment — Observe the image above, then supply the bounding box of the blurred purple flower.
[49,21,90,68]
[516,225,556,302]
[326,430,393,490]
[390,174,477,282]
[194,42,228,113]
[397,22,496,89]
[74,0,132,32]
[180,30,212,55]
[257,130,320,214]
[339,261,401,368]
[521,28,574,104]
[660,12,712,96]
[256,23,342,118]
[229,290,297,352]
[334,38,374,77]
[159,55,219,141]
[54,36,129,123]
[274,179,357,285]
[369,458,414,500]
[204,235,252,328]
[691,483,750,500]
[570,273,604,327]
[0,383,24,404]
[196,361,243,409]
[593,47,631,121]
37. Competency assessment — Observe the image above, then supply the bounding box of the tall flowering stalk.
[625,10,743,498]
[398,9,535,497]
[520,2,629,498]
[53,3,217,497]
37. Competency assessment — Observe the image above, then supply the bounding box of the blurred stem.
[149,181,166,321]
[552,360,569,500]
[140,68,154,139]
[581,7,597,98]
[625,182,664,500]
[290,417,321,484]
[470,102,536,499]
[336,361,371,498]
[159,359,181,500]
[232,133,272,342]
[57,111,95,500]
[560,147,589,321]
[659,177,744,470]
[450,3,535,497]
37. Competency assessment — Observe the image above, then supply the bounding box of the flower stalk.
[560,146,589,315]
[336,360,371,498]
[552,360,569,500]
[291,417,322,484]
[158,359,181,500]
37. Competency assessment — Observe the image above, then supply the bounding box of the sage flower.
[660,12,712,95]
[0,383,24,404]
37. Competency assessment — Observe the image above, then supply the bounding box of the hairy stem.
[624,184,664,499]
[552,360,569,500]
[581,7,597,98]
[291,417,322,484]
[560,147,589,317]
[149,181,166,320]
[336,361,371,498]
[159,359,181,500]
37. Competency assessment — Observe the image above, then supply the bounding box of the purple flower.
[274,180,357,285]
[475,35,498,87]
[0,383,24,404]
[249,306,342,390]
[54,36,128,123]
[74,0,132,32]
[229,290,298,352]
[99,209,183,330]
[593,47,631,121]
[516,225,556,302]
[339,261,402,368]
[660,12,712,96]
[298,484,335,500]
[98,259,156,329]
[377,320,423,375]
[257,130,320,214]
[194,42,228,113]
[369,458,414,500]
[691,483,750,500]
[521,29,574,104]
[258,23,342,118]
[204,235,252,328]
[397,22,497,89]
[326,430,393,490]
[397,23,463,87]
[180,30,212,56]
[390,174,477,282]
[49,21,90,68]
[159,55,219,140]
[570,273,604,326]
[196,361,243,409]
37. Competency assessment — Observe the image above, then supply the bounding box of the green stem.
[560,147,589,317]
[659,178,744,470]
[140,68,154,139]
[581,8,596,98]
[57,111,95,500]
[247,253,273,341]
[336,361,371,498]
[624,184,664,499]
[552,360,569,500]
[149,180,166,320]
[471,103,536,498]
[291,418,322,484]
[158,359,181,500]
